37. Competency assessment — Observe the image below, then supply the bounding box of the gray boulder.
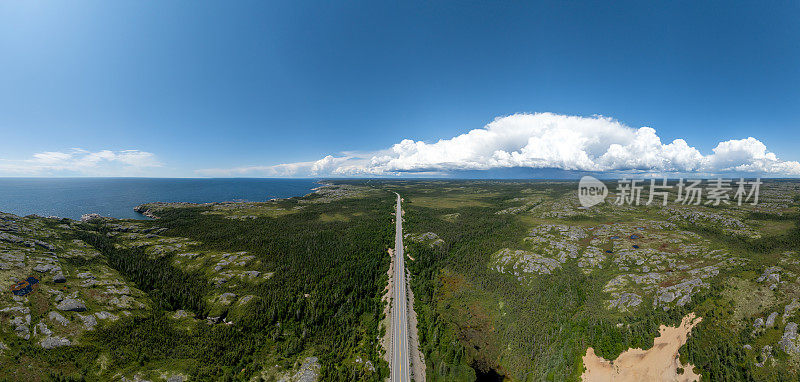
[767,312,779,327]
[35,322,52,336]
[57,298,86,312]
[95,311,119,321]
[676,294,692,307]
[40,336,71,349]
[12,315,31,339]
[758,266,781,282]
[278,356,321,382]
[659,291,676,303]
[79,314,97,330]
[609,293,642,310]
[779,322,799,354]
[80,213,105,222]
[242,270,261,278]
[756,345,773,367]
[784,322,798,340]
[784,299,800,323]
[34,240,55,251]
[53,273,66,283]
[48,311,69,326]
[33,263,55,273]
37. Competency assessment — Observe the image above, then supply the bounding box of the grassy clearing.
[408,194,498,209]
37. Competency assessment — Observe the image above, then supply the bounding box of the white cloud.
[204,112,799,177]
[0,148,162,176]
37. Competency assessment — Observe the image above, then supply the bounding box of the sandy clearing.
[581,313,702,382]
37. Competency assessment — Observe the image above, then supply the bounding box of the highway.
[391,193,410,382]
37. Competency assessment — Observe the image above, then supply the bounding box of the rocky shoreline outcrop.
[133,204,161,219]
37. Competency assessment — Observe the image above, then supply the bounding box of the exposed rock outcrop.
[57,298,87,312]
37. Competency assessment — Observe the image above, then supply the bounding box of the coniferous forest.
[2,180,800,381]
[2,188,394,381]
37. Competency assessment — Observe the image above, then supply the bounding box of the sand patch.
[582,313,702,382]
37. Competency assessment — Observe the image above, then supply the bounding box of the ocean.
[0,178,320,220]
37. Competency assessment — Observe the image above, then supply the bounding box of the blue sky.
[1,1,798,177]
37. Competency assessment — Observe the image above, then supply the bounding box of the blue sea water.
[0,178,319,220]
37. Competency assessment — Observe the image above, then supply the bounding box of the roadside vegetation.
[359,180,800,381]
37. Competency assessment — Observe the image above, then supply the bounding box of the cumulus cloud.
[0,148,162,176]
[197,112,800,178]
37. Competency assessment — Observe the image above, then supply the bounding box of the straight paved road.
[391,193,410,382]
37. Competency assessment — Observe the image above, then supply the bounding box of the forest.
[4,180,800,381]
[12,189,396,381]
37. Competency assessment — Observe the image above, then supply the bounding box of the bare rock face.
[608,292,642,310]
[758,267,782,290]
[756,345,773,367]
[278,357,321,382]
[33,263,56,273]
[35,322,52,336]
[57,298,87,312]
[53,273,66,283]
[80,213,105,222]
[40,336,71,349]
[779,322,799,354]
[11,315,31,339]
[659,291,676,303]
[79,313,98,330]
[242,270,261,278]
[95,311,119,321]
[784,299,800,323]
[767,312,779,327]
[48,311,69,326]
[133,204,160,219]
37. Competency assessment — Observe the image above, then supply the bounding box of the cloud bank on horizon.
[0,148,161,176]
[198,113,800,178]
[1,113,797,178]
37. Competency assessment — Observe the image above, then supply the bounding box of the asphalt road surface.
[391,193,410,382]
